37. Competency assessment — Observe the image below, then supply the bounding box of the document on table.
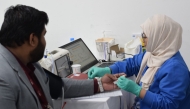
[71,89,122,100]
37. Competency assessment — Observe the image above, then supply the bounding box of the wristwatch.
[95,77,104,92]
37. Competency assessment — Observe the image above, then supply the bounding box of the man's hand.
[101,73,126,91]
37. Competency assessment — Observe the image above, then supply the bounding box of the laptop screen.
[59,38,98,72]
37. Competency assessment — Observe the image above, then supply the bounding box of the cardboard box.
[110,44,124,54]
[110,44,125,60]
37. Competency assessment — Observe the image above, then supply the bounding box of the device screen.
[54,54,72,78]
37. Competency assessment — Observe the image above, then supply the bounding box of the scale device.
[40,48,72,78]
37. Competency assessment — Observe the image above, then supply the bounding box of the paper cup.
[71,64,81,74]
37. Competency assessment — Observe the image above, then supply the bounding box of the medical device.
[40,48,72,78]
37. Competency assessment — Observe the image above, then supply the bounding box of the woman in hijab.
[88,14,190,109]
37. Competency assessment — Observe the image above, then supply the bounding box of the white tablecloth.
[53,81,133,109]
[63,96,121,109]
[53,94,129,109]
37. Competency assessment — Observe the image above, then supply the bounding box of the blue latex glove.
[88,66,111,79]
[117,76,142,97]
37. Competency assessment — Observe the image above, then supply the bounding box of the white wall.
[1,0,190,68]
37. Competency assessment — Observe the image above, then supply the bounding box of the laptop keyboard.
[98,62,114,68]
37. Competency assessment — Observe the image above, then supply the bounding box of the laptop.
[59,38,114,74]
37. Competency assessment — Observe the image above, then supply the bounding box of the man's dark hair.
[0,5,49,47]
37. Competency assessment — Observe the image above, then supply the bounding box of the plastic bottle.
[70,37,74,42]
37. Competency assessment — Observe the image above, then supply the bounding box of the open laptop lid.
[59,38,99,72]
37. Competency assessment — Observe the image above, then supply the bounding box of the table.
[63,96,121,109]
[53,95,129,109]
[52,74,130,109]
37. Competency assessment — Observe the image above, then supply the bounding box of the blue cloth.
[109,51,190,109]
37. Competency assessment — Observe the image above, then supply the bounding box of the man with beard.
[0,5,122,109]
